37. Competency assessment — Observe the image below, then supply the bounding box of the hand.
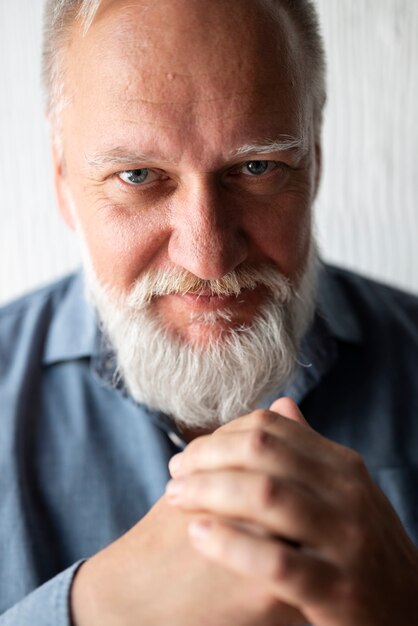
[71,492,306,626]
[166,398,418,626]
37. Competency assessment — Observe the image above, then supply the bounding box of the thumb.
[269,397,309,427]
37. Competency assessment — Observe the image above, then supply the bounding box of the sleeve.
[0,561,85,626]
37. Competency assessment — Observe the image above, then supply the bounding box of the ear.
[269,397,309,427]
[51,142,76,231]
[312,140,322,200]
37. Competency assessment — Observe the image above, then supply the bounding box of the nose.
[167,180,248,280]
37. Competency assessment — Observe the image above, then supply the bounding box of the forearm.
[70,539,136,626]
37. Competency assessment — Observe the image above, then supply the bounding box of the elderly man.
[0,0,418,624]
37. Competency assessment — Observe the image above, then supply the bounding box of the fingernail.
[189,520,213,542]
[165,479,185,500]
[168,453,184,476]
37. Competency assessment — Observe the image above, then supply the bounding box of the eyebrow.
[229,135,309,160]
[85,133,309,170]
[85,149,158,170]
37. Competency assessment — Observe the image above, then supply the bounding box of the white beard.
[83,244,319,432]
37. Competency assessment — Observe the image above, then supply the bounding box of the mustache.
[126,264,293,309]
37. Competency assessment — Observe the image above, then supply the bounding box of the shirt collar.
[42,264,362,367]
[43,272,98,365]
[249,263,363,409]
[42,266,363,444]
[316,263,362,344]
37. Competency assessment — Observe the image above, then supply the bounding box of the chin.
[82,239,320,431]
[166,310,253,348]
[175,322,241,348]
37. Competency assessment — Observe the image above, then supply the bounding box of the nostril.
[168,226,248,281]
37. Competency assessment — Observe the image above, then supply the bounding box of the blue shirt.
[1,265,418,625]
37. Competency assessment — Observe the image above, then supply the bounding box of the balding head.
[42,0,326,150]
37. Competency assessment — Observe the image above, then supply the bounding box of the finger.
[188,518,340,609]
[217,408,352,470]
[269,397,309,427]
[166,470,339,548]
[169,429,334,496]
[218,408,312,444]
[170,418,342,484]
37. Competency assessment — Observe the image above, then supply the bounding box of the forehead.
[65,0,310,161]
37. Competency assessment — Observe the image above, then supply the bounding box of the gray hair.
[42,0,326,147]
[276,0,327,130]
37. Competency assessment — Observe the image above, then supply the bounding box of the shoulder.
[313,265,418,467]
[324,264,418,311]
[0,274,80,315]
[0,274,82,376]
[0,274,79,332]
[321,264,418,347]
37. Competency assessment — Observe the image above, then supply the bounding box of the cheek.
[244,199,312,278]
[77,204,169,291]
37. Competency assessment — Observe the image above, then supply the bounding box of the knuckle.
[257,475,280,510]
[183,441,197,465]
[183,434,212,467]
[335,576,366,610]
[180,444,196,470]
[252,409,277,429]
[345,448,368,478]
[185,435,206,459]
[340,475,369,511]
[269,545,294,581]
[341,517,370,557]
[247,429,271,457]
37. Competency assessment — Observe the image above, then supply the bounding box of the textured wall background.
[0,0,417,305]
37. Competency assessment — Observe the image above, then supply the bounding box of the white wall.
[1,0,417,305]
[0,0,79,305]
[316,0,418,293]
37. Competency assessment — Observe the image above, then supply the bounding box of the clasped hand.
[166,398,418,626]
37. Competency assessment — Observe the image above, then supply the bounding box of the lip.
[171,292,243,309]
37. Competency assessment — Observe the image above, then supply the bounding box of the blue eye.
[119,169,151,185]
[243,161,272,176]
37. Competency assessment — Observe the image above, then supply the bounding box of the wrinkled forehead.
[68,0,306,100]
[62,0,312,161]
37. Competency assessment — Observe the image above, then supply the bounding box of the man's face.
[56,0,320,348]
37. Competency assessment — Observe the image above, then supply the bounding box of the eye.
[118,169,159,186]
[242,160,276,176]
